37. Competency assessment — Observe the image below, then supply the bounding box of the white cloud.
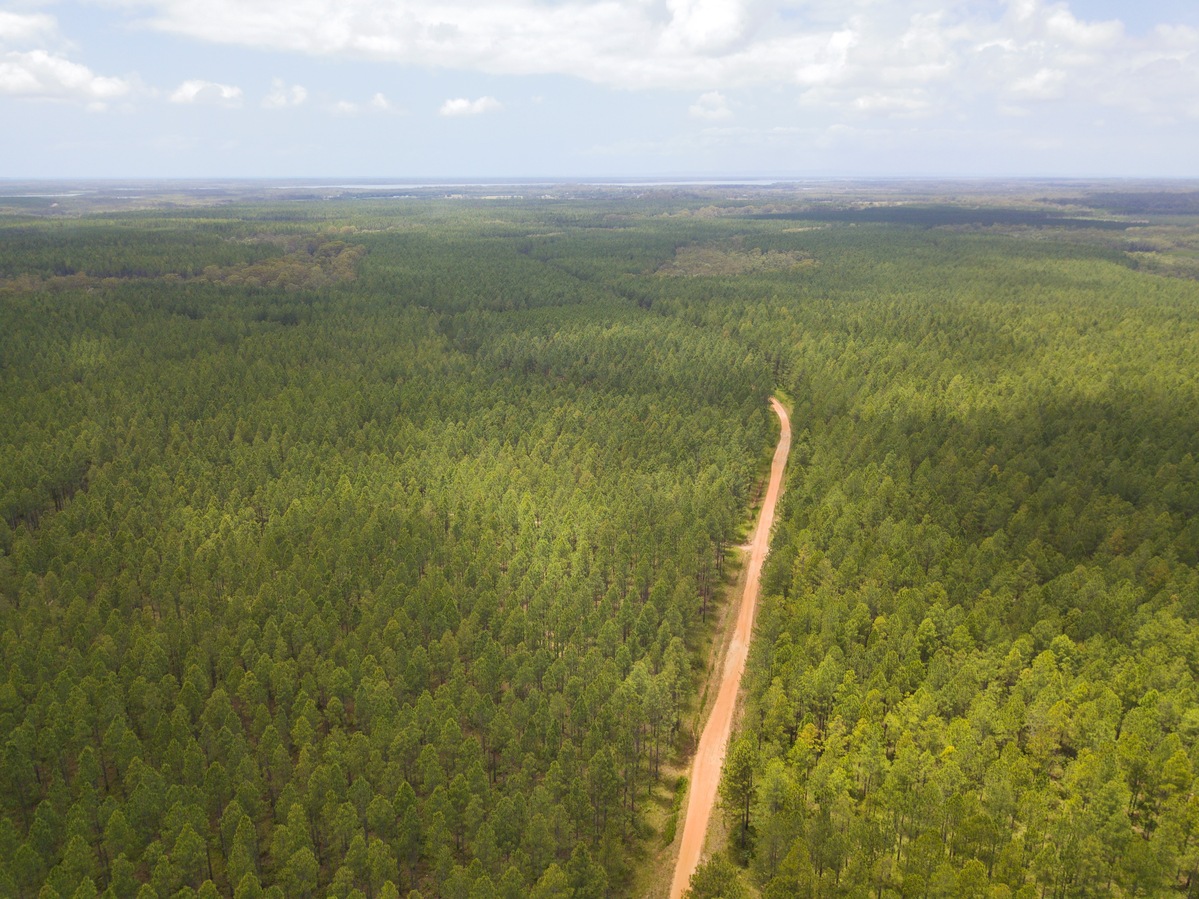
[0,49,131,105]
[169,78,242,105]
[328,93,397,114]
[0,11,58,46]
[662,0,756,54]
[0,13,134,110]
[59,0,1199,124]
[1010,67,1066,99]
[103,0,878,88]
[263,78,306,108]
[794,27,857,87]
[1043,7,1122,49]
[439,95,501,116]
[689,91,731,119]
[852,91,931,114]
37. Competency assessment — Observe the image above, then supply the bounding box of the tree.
[278,848,319,898]
[685,855,746,899]
[234,872,264,899]
[530,863,570,899]
[719,739,757,851]
[226,815,260,888]
[172,823,207,889]
[566,843,607,899]
[49,835,98,897]
[366,838,399,897]
[107,853,140,898]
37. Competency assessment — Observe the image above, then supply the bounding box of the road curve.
[668,397,791,899]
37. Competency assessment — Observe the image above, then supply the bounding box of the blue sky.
[1,0,1197,178]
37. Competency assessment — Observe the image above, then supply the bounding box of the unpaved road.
[668,397,791,899]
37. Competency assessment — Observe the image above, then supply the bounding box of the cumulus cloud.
[662,0,756,54]
[439,95,501,116]
[263,78,306,108]
[169,78,243,105]
[0,12,133,108]
[328,93,397,114]
[0,49,131,105]
[851,91,932,114]
[0,11,58,45]
[1042,7,1122,49]
[1010,67,1067,99]
[71,0,1199,120]
[689,91,731,119]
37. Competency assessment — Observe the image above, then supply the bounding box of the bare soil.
[668,397,791,898]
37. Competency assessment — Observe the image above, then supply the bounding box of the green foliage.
[718,740,757,851]
[717,217,1199,896]
[4,189,1199,897]
[0,199,770,895]
[662,775,687,845]
[685,855,747,899]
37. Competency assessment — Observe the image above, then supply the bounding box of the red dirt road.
[668,397,791,899]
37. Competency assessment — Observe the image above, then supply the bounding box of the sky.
[1,0,1197,179]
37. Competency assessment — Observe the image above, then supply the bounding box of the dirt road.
[668,397,791,899]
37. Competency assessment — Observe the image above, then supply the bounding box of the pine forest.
[3,183,1199,899]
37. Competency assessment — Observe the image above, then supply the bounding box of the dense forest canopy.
[2,182,1199,899]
